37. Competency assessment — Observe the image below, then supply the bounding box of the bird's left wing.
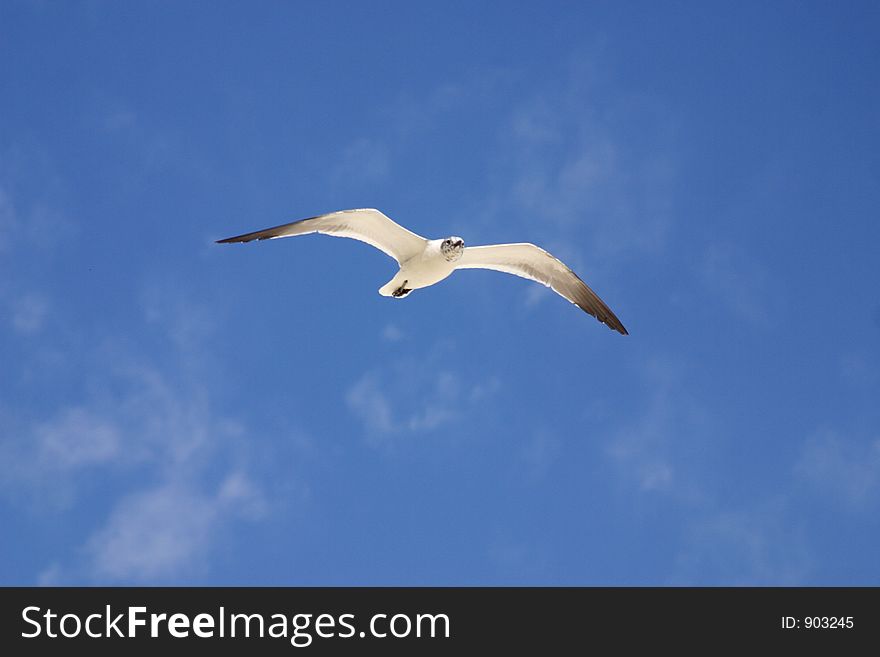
[456,243,628,334]
[217,208,427,264]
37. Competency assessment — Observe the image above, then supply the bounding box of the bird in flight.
[217,208,627,334]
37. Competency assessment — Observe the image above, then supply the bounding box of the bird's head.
[441,236,465,261]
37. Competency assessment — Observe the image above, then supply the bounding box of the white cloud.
[346,369,461,447]
[218,470,268,517]
[346,372,396,437]
[87,473,265,582]
[36,407,121,470]
[0,279,296,583]
[87,482,220,581]
[6,356,273,581]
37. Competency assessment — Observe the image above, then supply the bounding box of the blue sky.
[1,1,878,585]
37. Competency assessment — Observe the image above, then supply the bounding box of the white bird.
[217,208,627,334]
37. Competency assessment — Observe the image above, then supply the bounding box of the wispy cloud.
[87,483,225,582]
[345,343,498,450]
[87,472,265,582]
[0,186,55,339]
[370,53,675,275]
[36,407,122,471]
[346,372,396,437]
[0,277,295,583]
[604,357,707,496]
[471,59,677,276]
[36,563,63,587]
[673,503,811,585]
[381,323,405,343]
[0,173,75,281]
[140,279,217,353]
[346,369,460,447]
[599,356,818,584]
[8,357,273,582]
[383,72,511,139]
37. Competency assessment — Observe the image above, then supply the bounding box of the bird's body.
[218,208,628,334]
[378,239,458,298]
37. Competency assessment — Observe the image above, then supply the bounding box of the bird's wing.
[216,208,427,264]
[456,243,628,334]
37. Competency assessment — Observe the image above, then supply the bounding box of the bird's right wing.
[457,243,628,334]
[217,208,427,264]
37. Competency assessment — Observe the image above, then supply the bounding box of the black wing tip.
[604,312,628,335]
[574,301,628,335]
[602,316,629,335]
[216,234,269,244]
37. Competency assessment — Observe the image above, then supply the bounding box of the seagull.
[217,208,628,334]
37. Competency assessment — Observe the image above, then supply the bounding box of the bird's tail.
[379,277,412,298]
[378,280,396,297]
